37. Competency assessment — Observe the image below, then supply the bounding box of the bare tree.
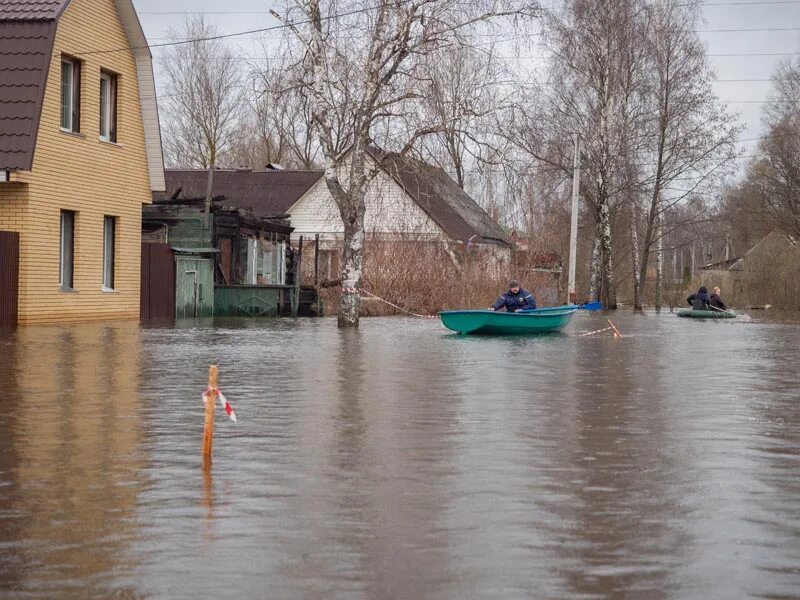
[747,56,800,239]
[527,0,649,308]
[634,0,739,308]
[271,0,533,327]
[160,16,244,168]
[414,45,508,190]
[238,53,321,169]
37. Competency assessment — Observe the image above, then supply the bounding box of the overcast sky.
[131,0,800,177]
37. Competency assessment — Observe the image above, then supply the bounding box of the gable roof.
[161,169,324,217]
[0,0,165,190]
[163,154,509,246]
[368,147,509,245]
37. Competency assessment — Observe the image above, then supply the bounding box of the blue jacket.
[492,288,536,312]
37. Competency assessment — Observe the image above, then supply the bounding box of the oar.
[708,304,736,316]
[519,301,603,312]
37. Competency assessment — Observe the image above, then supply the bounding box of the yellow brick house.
[0,0,164,325]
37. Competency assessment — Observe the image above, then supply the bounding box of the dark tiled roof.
[0,18,55,170]
[0,0,68,20]
[369,147,509,245]
[162,169,324,216]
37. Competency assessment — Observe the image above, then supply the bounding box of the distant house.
[699,231,800,309]
[163,150,511,281]
[0,0,164,325]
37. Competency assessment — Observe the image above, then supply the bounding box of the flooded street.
[1,311,799,599]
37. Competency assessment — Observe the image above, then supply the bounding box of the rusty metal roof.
[164,155,509,246]
[0,18,56,170]
[162,169,325,216]
[369,148,509,245]
[0,0,68,20]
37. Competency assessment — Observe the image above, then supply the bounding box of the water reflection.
[558,322,688,598]
[0,313,799,599]
[0,323,144,598]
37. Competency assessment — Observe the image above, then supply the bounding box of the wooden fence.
[0,231,19,328]
[140,243,176,320]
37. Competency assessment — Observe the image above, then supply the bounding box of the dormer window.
[60,56,81,132]
[99,70,117,142]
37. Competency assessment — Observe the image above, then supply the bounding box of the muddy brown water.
[0,311,799,599]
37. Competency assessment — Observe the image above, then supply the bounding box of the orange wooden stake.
[202,365,218,470]
[607,319,622,338]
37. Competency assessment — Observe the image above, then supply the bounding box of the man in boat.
[488,280,537,312]
[710,286,727,310]
[686,286,711,310]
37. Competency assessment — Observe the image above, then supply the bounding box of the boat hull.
[439,306,578,335]
[677,308,736,319]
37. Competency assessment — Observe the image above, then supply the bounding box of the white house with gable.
[162,149,511,282]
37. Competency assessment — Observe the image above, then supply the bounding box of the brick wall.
[10,0,153,324]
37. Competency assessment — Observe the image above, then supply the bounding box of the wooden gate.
[140,243,176,320]
[176,256,214,318]
[0,231,20,328]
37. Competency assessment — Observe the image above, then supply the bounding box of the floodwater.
[0,311,799,599]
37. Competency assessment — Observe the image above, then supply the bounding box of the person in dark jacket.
[489,280,537,312]
[710,286,727,310]
[687,286,711,310]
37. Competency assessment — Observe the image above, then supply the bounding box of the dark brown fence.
[0,231,19,328]
[140,243,176,320]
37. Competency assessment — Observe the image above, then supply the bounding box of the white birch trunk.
[589,233,601,302]
[599,200,617,308]
[339,216,365,327]
[655,216,663,309]
[630,202,641,309]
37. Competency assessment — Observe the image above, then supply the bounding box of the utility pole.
[204,166,215,229]
[568,134,581,304]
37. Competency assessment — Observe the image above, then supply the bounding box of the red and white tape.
[202,387,237,423]
[340,287,437,319]
[576,326,613,337]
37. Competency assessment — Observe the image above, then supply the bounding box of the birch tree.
[633,0,738,308]
[536,0,648,308]
[160,16,244,168]
[271,0,534,327]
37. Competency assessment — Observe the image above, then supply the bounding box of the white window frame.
[99,71,117,142]
[277,241,286,285]
[102,216,116,290]
[245,238,258,285]
[59,210,75,290]
[60,57,80,132]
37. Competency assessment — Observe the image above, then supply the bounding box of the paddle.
[708,304,736,316]
[518,301,603,313]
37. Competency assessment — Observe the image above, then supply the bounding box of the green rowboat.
[439,306,578,335]
[677,308,736,319]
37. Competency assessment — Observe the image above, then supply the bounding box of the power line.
[78,0,419,56]
[701,0,800,5]
[697,27,800,33]
[138,0,800,15]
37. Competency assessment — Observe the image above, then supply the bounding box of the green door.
[176,257,214,318]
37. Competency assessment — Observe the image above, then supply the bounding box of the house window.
[60,57,81,132]
[99,71,117,142]
[59,210,75,289]
[103,216,116,290]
